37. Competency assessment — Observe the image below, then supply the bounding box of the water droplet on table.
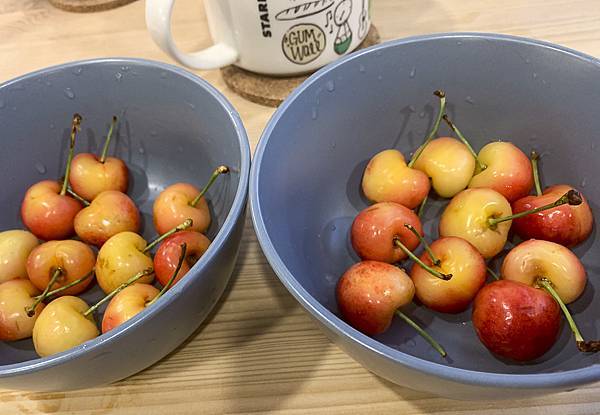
[115,72,123,82]
[326,80,335,92]
[409,67,416,78]
[35,162,47,174]
[358,64,366,73]
[311,107,318,120]
[64,88,75,99]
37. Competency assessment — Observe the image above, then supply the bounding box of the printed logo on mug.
[146,0,371,75]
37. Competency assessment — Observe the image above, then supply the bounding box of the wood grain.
[1,0,600,413]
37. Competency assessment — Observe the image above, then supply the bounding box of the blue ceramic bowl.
[0,58,250,390]
[250,33,600,399]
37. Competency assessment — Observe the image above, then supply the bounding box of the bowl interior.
[255,35,600,375]
[0,59,243,365]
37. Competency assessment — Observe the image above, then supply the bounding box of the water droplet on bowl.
[64,88,75,99]
[375,50,382,57]
[418,111,425,118]
[115,72,123,82]
[358,64,366,73]
[525,58,531,64]
[160,72,167,79]
[121,66,130,72]
[187,102,196,110]
[377,75,383,81]
[591,142,596,150]
[580,178,587,188]
[330,225,336,231]
[50,123,55,129]
[409,67,416,78]
[311,107,318,120]
[0,99,5,109]
[465,96,475,104]
[35,162,47,174]
[532,72,538,79]
[10,84,25,91]
[150,130,158,137]
[138,147,145,155]
[72,67,83,75]
[11,106,17,111]
[405,338,416,347]
[326,80,335,92]
[408,105,416,113]
[177,145,184,153]
[456,41,463,46]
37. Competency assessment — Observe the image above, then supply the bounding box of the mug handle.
[145,0,238,70]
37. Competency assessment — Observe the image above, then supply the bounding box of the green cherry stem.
[537,278,600,353]
[83,268,154,317]
[404,224,440,266]
[395,310,447,357]
[190,165,230,207]
[393,237,452,280]
[37,269,95,300]
[143,219,193,253]
[531,150,543,196]
[60,113,82,196]
[417,194,428,218]
[407,90,446,168]
[66,186,90,206]
[487,190,582,229]
[486,266,500,281]
[99,116,118,163]
[442,114,486,172]
[26,268,63,317]
[146,243,187,308]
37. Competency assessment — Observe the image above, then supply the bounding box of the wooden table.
[1,0,600,413]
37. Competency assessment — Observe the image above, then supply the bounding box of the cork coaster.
[221,25,380,107]
[48,0,139,13]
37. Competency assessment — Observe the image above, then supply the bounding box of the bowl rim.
[250,32,600,390]
[0,57,251,377]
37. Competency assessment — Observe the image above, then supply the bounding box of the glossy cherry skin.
[411,237,486,313]
[153,231,210,287]
[0,279,44,341]
[102,283,159,333]
[69,153,129,201]
[0,230,39,284]
[472,280,560,362]
[501,239,586,304]
[21,180,82,241]
[26,240,95,296]
[337,261,415,335]
[412,137,476,198]
[74,190,141,247]
[361,149,430,209]
[351,202,423,263]
[153,183,211,235]
[468,141,534,202]
[512,185,593,247]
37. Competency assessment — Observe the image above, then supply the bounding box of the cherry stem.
[393,237,451,280]
[486,266,500,281]
[395,310,447,357]
[417,194,428,218]
[26,268,63,317]
[83,268,154,317]
[442,114,486,172]
[531,150,543,197]
[488,190,582,228]
[60,113,82,196]
[37,269,95,300]
[407,90,446,168]
[99,116,118,163]
[146,243,187,308]
[66,186,90,206]
[143,218,193,253]
[404,224,440,266]
[190,165,230,207]
[537,278,600,353]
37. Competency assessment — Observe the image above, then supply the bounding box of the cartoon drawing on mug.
[357,0,369,39]
[275,0,335,21]
[333,0,353,55]
[281,23,327,64]
[325,10,334,34]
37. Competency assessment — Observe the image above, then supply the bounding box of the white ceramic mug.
[146,0,371,75]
